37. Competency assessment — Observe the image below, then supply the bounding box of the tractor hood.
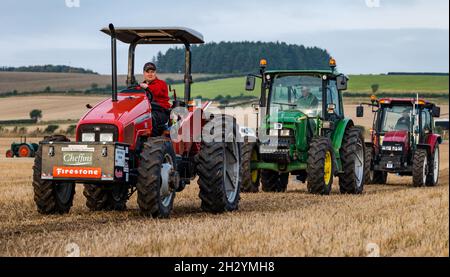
[80,93,150,126]
[383,130,409,144]
[267,110,306,124]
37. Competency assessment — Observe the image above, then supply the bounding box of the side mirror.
[336,75,348,91]
[356,105,364,118]
[432,106,441,118]
[86,104,93,109]
[245,75,256,91]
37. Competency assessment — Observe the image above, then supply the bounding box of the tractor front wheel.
[372,171,387,185]
[306,137,334,195]
[261,171,289,192]
[240,142,260,193]
[83,183,128,211]
[413,149,428,187]
[32,135,75,214]
[137,137,177,218]
[5,150,14,158]
[339,127,365,194]
[364,148,373,184]
[426,144,440,187]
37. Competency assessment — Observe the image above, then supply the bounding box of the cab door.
[326,80,343,120]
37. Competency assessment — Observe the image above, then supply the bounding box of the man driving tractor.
[395,108,411,130]
[297,86,319,110]
[139,62,171,136]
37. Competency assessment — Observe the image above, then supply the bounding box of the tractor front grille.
[259,137,293,163]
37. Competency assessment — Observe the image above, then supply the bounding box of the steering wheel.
[122,84,153,102]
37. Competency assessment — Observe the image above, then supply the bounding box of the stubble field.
[0,135,448,257]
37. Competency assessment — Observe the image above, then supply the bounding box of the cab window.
[327,80,341,117]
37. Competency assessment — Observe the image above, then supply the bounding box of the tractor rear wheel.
[426,144,440,187]
[33,135,75,214]
[137,137,177,218]
[413,149,428,187]
[197,115,241,213]
[240,142,260,193]
[261,171,289,192]
[339,127,365,194]
[306,137,334,195]
[5,150,14,158]
[372,171,387,185]
[18,144,33,157]
[83,183,128,211]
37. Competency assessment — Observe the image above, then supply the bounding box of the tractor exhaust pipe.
[184,43,192,103]
[109,23,118,102]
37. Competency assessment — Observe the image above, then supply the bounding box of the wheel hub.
[324,151,332,184]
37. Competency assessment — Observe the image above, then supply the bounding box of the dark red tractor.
[357,97,442,187]
[32,24,242,218]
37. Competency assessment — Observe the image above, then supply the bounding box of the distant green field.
[172,75,448,99]
[348,75,449,93]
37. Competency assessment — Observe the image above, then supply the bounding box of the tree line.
[0,65,98,74]
[154,41,331,74]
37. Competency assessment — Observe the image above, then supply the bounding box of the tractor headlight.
[280,129,292,137]
[100,133,114,142]
[82,133,95,142]
[382,145,392,151]
[392,146,403,151]
[269,129,279,137]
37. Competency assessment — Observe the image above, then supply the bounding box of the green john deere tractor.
[241,58,365,195]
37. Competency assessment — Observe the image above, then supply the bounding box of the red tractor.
[32,24,242,218]
[357,97,442,187]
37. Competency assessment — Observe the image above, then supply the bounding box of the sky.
[0,0,448,74]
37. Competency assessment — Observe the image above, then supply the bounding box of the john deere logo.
[63,152,93,166]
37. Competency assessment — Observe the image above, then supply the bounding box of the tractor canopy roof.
[265,69,339,77]
[378,98,436,109]
[101,27,204,44]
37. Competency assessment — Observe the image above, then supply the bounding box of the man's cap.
[144,62,157,72]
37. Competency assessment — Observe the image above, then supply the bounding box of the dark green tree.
[29,109,43,122]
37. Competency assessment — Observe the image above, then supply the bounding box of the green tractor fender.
[331,118,354,173]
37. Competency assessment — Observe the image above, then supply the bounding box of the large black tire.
[83,183,128,211]
[32,135,75,214]
[240,142,260,193]
[339,127,365,194]
[137,137,177,218]
[306,137,334,195]
[261,171,289,192]
[372,171,388,185]
[197,115,241,213]
[426,144,440,187]
[364,148,373,185]
[413,149,428,187]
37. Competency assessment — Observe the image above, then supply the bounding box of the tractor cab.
[246,58,349,141]
[358,97,442,186]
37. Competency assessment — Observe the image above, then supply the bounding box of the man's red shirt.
[145,78,171,110]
